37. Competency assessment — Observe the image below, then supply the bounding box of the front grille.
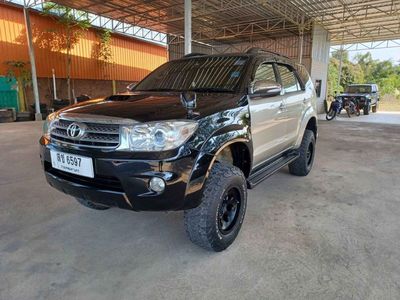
[50,119,120,149]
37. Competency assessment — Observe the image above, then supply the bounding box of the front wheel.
[326,107,337,121]
[184,162,247,252]
[364,104,370,115]
[289,129,316,176]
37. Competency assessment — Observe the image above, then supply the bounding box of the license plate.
[50,150,94,178]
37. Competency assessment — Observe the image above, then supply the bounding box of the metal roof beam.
[14,0,400,46]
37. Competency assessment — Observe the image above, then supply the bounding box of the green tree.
[328,50,400,97]
[43,4,91,103]
[327,57,341,95]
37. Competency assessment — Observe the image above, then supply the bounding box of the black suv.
[338,84,379,115]
[40,49,318,251]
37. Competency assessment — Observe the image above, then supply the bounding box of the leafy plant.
[42,3,91,103]
[96,29,113,63]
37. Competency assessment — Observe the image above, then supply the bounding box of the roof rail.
[246,47,290,59]
[183,53,207,58]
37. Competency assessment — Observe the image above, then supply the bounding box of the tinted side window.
[254,63,277,82]
[277,65,300,93]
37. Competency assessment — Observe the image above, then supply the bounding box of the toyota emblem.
[66,122,86,139]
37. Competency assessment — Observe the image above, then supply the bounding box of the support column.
[23,6,42,121]
[310,24,330,113]
[184,0,192,55]
[298,17,305,64]
[112,80,117,94]
[298,29,304,64]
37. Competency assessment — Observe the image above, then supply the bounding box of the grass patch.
[379,95,400,112]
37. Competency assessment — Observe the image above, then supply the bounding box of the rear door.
[276,64,306,147]
[248,62,287,167]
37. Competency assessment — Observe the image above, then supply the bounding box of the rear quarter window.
[295,64,311,88]
[277,64,301,93]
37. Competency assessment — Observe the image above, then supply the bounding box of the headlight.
[118,121,198,152]
[43,112,57,139]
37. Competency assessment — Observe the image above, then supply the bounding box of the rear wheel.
[75,197,110,210]
[184,162,247,252]
[372,103,378,113]
[289,129,316,176]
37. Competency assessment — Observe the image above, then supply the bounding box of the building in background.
[0,2,167,111]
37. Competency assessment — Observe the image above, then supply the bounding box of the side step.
[247,151,299,189]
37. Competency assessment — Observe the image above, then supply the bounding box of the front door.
[248,62,287,167]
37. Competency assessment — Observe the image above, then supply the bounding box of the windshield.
[345,85,371,93]
[134,56,249,93]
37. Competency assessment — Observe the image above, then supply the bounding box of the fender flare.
[294,106,318,148]
[182,131,251,210]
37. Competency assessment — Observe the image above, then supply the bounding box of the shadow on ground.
[0,120,399,299]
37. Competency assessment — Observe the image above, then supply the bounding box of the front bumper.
[40,138,206,211]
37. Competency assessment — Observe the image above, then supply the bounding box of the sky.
[349,48,400,64]
[332,39,400,64]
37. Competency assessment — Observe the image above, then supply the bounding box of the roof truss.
[9,0,400,45]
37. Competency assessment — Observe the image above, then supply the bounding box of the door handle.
[303,98,308,104]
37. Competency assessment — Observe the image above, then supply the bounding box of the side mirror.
[251,80,282,97]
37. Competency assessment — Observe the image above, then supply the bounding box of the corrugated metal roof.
[47,0,400,45]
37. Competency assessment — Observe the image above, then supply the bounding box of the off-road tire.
[184,162,247,252]
[289,129,316,176]
[363,104,370,115]
[75,197,110,210]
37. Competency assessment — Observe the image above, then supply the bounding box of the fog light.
[149,177,165,193]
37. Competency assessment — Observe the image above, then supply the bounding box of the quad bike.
[343,98,360,118]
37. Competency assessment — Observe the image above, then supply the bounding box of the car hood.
[57,92,245,122]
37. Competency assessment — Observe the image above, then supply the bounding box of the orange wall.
[0,3,167,81]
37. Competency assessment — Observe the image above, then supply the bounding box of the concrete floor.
[318,111,400,125]
[1,118,400,300]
